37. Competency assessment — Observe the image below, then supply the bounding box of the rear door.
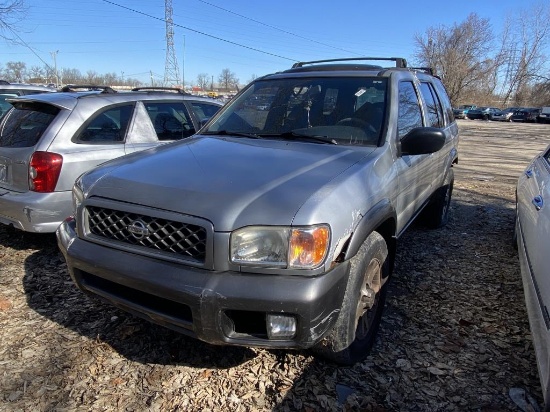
[56,104,134,191]
[0,102,60,193]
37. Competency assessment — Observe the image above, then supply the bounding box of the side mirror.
[400,127,446,155]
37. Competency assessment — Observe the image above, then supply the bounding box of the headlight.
[71,178,84,217]
[230,225,330,270]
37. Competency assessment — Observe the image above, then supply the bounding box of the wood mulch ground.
[0,120,548,411]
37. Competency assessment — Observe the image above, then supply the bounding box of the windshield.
[204,77,388,146]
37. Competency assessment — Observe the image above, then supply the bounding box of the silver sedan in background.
[516,143,550,410]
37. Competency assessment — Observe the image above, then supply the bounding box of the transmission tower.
[163,0,180,87]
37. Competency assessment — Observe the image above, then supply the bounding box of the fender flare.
[344,199,396,261]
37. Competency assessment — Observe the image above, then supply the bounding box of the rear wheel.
[312,231,389,365]
[423,168,454,229]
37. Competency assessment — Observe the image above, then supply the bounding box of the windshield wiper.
[203,130,260,139]
[260,131,338,145]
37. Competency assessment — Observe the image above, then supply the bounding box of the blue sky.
[0,0,547,87]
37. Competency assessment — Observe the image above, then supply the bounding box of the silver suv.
[0,86,222,232]
[57,58,459,364]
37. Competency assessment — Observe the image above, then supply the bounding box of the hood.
[84,136,374,231]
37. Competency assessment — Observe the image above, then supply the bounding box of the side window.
[397,81,423,138]
[189,102,220,124]
[144,102,195,141]
[432,78,454,124]
[420,82,442,128]
[76,104,133,143]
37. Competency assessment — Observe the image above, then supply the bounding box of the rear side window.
[144,102,195,141]
[75,104,134,143]
[397,81,422,138]
[431,78,454,124]
[419,82,443,128]
[0,102,59,148]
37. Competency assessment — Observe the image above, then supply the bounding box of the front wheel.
[312,231,389,365]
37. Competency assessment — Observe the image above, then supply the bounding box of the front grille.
[86,206,207,262]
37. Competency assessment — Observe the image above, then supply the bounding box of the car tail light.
[29,151,63,193]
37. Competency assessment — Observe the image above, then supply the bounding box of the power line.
[6,26,54,71]
[101,0,296,62]
[195,0,358,56]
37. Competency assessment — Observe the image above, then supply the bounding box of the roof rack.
[131,86,188,94]
[61,85,117,94]
[292,57,408,69]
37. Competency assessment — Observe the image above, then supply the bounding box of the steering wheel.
[336,117,377,134]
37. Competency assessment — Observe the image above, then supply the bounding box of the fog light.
[267,314,296,340]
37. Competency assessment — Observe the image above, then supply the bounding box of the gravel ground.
[0,119,549,411]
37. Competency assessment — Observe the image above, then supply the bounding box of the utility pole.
[50,50,59,87]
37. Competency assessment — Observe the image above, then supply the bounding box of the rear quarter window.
[0,102,59,148]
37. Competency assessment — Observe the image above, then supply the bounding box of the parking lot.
[0,119,549,411]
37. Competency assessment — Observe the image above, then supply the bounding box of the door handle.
[533,195,544,211]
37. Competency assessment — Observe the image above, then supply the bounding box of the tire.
[312,231,389,365]
[423,168,454,229]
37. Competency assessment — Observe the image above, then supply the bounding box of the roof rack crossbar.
[292,57,408,69]
[131,86,187,94]
[61,85,117,94]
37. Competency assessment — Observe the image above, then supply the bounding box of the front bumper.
[0,188,72,233]
[57,218,350,349]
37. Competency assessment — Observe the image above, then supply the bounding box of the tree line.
[0,61,244,92]
[414,6,550,107]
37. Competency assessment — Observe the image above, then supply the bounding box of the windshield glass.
[204,77,388,146]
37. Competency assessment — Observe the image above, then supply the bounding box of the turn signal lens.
[289,225,330,269]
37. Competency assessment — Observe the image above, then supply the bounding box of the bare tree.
[60,68,82,85]
[4,61,26,82]
[196,73,209,91]
[218,68,239,91]
[0,0,26,41]
[103,72,117,85]
[496,4,550,106]
[85,70,99,84]
[28,65,44,83]
[414,13,495,105]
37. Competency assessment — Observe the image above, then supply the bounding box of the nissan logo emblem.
[127,220,150,240]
